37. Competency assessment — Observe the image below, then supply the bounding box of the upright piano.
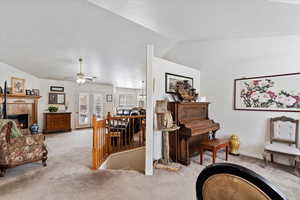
[168,102,220,165]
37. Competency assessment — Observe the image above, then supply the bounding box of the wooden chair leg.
[225,145,229,161]
[0,168,6,177]
[42,159,47,167]
[42,146,48,167]
[294,157,300,177]
[212,149,216,164]
[263,151,268,167]
[270,153,274,163]
[200,148,203,165]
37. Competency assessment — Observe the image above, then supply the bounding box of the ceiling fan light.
[76,78,86,84]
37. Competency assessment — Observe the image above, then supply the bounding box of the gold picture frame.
[11,77,26,95]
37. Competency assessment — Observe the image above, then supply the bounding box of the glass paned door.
[93,94,104,120]
[78,93,90,127]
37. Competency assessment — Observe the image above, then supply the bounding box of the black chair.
[196,163,288,200]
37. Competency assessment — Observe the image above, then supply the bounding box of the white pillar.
[145,44,154,176]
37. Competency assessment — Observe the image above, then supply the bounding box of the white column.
[145,44,154,176]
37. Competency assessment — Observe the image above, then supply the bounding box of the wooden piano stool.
[199,139,229,165]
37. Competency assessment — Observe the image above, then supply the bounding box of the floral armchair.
[0,121,48,177]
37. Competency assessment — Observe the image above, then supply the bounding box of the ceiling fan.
[76,58,96,84]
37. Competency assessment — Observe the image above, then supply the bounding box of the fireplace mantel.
[0,94,42,99]
[0,94,42,126]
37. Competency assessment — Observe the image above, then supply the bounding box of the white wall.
[165,35,300,163]
[152,57,201,159]
[0,61,114,130]
[0,62,40,89]
[39,79,114,129]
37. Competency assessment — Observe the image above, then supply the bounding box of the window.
[119,94,136,107]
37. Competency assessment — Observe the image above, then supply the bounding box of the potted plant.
[48,106,58,112]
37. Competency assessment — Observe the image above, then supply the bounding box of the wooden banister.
[92,114,146,170]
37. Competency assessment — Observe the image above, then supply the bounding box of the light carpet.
[0,129,299,200]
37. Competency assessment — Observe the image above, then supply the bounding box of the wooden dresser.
[43,112,72,133]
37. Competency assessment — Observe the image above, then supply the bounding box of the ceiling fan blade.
[84,76,97,80]
[63,76,76,81]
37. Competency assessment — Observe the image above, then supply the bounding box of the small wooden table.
[199,139,229,165]
[154,126,181,172]
[161,126,180,165]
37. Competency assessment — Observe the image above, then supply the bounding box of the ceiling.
[1,0,300,88]
[89,0,300,41]
[0,0,174,88]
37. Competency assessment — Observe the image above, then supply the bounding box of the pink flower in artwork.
[292,95,300,103]
[253,80,261,86]
[266,91,277,99]
[251,91,259,100]
[260,94,270,103]
[286,96,297,106]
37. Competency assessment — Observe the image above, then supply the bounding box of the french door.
[78,93,90,128]
[77,93,105,129]
[93,94,104,120]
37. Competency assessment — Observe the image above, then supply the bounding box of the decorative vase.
[229,134,240,156]
[30,123,39,134]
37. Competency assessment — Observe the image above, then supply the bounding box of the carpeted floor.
[0,129,299,200]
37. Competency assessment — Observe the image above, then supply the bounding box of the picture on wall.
[50,86,64,92]
[106,94,113,102]
[11,77,26,95]
[32,89,40,96]
[25,90,32,96]
[49,93,66,105]
[234,72,300,112]
[165,73,193,94]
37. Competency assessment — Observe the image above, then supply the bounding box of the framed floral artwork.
[234,73,300,112]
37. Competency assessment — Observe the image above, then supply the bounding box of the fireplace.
[8,114,29,129]
[0,94,41,129]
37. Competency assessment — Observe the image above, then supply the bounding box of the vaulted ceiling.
[0,0,174,88]
[1,0,300,88]
[90,0,300,41]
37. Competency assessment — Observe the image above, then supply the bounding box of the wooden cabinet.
[43,112,71,133]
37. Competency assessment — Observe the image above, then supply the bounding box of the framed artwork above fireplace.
[11,77,26,95]
[234,72,300,112]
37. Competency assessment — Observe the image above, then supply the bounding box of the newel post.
[92,114,97,170]
[107,112,111,119]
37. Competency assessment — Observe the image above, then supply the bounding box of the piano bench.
[199,139,229,165]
